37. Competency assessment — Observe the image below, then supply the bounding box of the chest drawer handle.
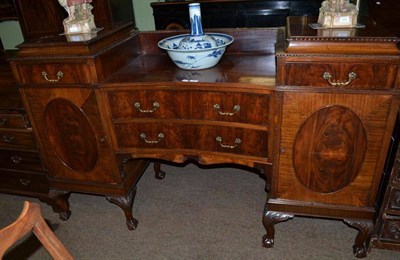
[323,72,356,87]
[134,101,160,113]
[2,134,15,143]
[388,222,400,240]
[140,133,164,144]
[19,178,31,186]
[213,104,240,116]
[10,155,22,164]
[216,136,241,149]
[0,118,8,126]
[41,71,64,83]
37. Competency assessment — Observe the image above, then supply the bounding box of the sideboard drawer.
[114,123,187,150]
[107,90,190,120]
[15,62,92,84]
[0,129,36,149]
[0,150,44,173]
[0,113,27,129]
[114,123,268,158]
[283,62,398,89]
[191,91,269,125]
[194,125,269,158]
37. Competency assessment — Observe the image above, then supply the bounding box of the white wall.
[132,0,160,31]
[0,20,24,49]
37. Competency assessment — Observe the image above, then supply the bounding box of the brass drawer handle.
[0,118,8,126]
[41,71,64,82]
[10,155,22,164]
[140,133,164,144]
[134,101,160,113]
[216,136,241,149]
[213,104,240,116]
[323,72,357,87]
[19,178,31,186]
[2,134,15,143]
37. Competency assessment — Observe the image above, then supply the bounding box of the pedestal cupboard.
[8,16,400,257]
[11,24,150,229]
[268,16,400,257]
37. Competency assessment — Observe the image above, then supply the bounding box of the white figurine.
[318,0,358,28]
[58,0,97,34]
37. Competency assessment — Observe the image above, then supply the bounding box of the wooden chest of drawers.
[370,125,400,250]
[0,55,51,202]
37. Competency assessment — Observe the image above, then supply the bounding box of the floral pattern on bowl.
[158,33,234,70]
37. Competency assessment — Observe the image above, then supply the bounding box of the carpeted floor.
[1,163,399,259]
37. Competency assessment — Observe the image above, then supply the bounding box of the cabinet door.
[277,92,397,207]
[21,87,120,184]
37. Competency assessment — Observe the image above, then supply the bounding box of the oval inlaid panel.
[293,106,367,193]
[44,98,98,172]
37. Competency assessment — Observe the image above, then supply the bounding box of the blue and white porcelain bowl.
[158,33,234,70]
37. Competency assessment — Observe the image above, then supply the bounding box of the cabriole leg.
[343,219,374,258]
[48,189,71,221]
[262,209,294,248]
[154,161,166,179]
[106,185,138,230]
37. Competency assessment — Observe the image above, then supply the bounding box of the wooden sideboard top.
[12,26,280,87]
[11,17,400,86]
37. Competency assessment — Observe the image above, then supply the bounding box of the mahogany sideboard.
[8,17,400,257]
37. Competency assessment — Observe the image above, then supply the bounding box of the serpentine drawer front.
[114,123,268,158]
[106,87,270,160]
[107,89,269,125]
[108,90,191,119]
[282,62,398,89]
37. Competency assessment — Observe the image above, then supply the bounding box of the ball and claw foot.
[126,218,139,230]
[353,245,368,258]
[262,235,274,248]
[154,161,166,179]
[59,210,71,221]
[343,219,373,258]
[106,186,139,231]
[155,169,166,180]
